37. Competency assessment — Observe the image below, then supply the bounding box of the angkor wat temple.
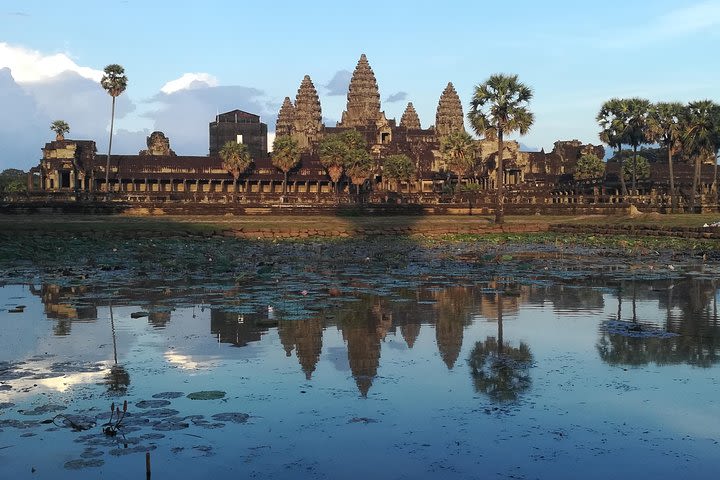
[27,54,718,214]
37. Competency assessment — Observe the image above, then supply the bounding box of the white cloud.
[0,42,103,83]
[160,73,218,94]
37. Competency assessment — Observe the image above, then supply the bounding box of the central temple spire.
[338,54,382,128]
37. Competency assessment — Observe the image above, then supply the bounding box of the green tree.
[646,102,686,212]
[622,155,650,181]
[574,154,606,181]
[468,74,534,225]
[621,98,651,191]
[271,135,301,195]
[219,141,251,191]
[346,148,374,195]
[0,168,27,193]
[439,131,476,187]
[100,64,128,193]
[319,130,371,195]
[382,154,416,191]
[685,100,720,210]
[50,120,70,140]
[318,134,349,193]
[597,98,628,196]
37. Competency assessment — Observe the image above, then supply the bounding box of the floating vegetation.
[186,391,225,400]
[136,400,171,409]
[211,412,249,424]
[602,320,680,338]
[64,458,104,470]
[151,391,184,399]
[102,401,127,436]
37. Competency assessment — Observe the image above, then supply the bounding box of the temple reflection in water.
[29,275,719,397]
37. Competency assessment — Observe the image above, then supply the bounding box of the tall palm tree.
[271,135,301,195]
[101,64,128,194]
[621,98,651,191]
[597,98,628,196]
[646,102,686,212]
[219,141,252,192]
[50,120,70,140]
[685,100,720,210]
[318,134,349,193]
[439,131,476,188]
[468,74,534,224]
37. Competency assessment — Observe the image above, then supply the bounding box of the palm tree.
[219,141,252,191]
[597,98,628,196]
[646,102,686,212]
[346,148,374,197]
[318,134,349,193]
[685,100,720,210]
[50,120,70,140]
[101,64,128,194]
[439,131,476,188]
[468,74,534,224]
[271,135,301,195]
[382,154,416,191]
[621,98,651,191]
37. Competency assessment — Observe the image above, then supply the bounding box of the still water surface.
[1,273,718,479]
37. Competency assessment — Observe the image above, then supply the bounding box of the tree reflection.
[598,278,720,368]
[469,289,533,402]
[105,302,130,395]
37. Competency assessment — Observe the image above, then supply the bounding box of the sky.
[1,0,719,170]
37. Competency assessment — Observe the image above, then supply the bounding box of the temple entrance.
[60,170,71,189]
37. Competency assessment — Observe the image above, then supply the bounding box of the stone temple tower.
[435,82,465,137]
[399,102,421,130]
[338,54,382,128]
[275,97,295,138]
[292,75,323,150]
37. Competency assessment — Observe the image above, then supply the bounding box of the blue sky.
[1,0,719,169]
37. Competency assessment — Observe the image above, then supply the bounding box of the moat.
[1,237,718,479]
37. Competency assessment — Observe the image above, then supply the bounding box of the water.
[1,274,718,479]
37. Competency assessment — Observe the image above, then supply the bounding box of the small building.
[209,110,268,159]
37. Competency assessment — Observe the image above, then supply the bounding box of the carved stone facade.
[275,97,295,138]
[399,102,421,130]
[139,131,175,156]
[292,76,323,150]
[435,82,465,137]
[339,54,383,128]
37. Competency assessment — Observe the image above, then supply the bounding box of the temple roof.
[435,82,465,137]
[276,97,295,138]
[399,102,421,130]
[338,54,381,128]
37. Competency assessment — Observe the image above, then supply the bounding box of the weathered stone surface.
[292,76,323,150]
[435,82,465,137]
[339,54,382,128]
[399,102,421,130]
[139,131,175,156]
[276,97,295,137]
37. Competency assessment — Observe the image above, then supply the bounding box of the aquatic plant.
[102,400,127,436]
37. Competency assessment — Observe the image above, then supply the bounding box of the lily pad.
[187,390,225,400]
[211,412,249,423]
[136,399,171,409]
[152,391,184,399]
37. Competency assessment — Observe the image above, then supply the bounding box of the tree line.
[596,98,720,212]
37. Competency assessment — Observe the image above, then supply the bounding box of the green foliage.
[271,135,301,173]
[646,102,687,154]
[622,155,650,180]
[187,390,226,400]
[101,64,128,97]
[457,182,482,192]
[468,74,535,139]
[50,120,70,139]
[319,131,372,185]
[439,131,476,178]
[346,148,374,186]
[219,141,252,179]
[382,154,415,183]
[0,168,27,193]
[574,154,605,180]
